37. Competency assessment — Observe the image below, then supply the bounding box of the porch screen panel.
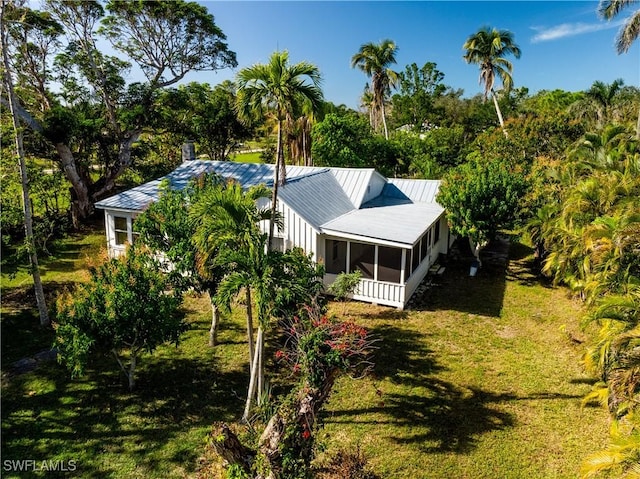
[412,242,420,271]
[377,246,402,283]
[326,239,347,274]
[434,219,441,244]
[404,249,412,281]
[350,242,375,279]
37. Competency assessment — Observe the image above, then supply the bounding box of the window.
[412,242,420,271]
[434,219,441,244]
[377,246,402,283]
[114,216,129,245]
[326,239,347,274]
[350,242,375,280]
[270,236,285,252]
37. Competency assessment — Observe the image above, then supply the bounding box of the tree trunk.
[491,88,508,138]
[381,100,389,140]
[1,6,49,326]
[128,352,137,391]
[245,287,255,371]
[209,424,255,475]
[216,368,341,476]
[243,326,263,422]
[268,120,283,247]
[209,293,220,347]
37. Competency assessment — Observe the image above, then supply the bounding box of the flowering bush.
[276,305,376,389]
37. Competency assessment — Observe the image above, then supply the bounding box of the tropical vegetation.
[2,1,640,477]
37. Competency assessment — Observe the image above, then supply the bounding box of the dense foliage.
[54,246,186,390]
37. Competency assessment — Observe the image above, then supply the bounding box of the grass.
[1,230,609,478]
[229,151,263,163]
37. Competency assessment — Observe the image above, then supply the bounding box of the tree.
[160,81,252,161]
[351,39,399,139]
[191,181,276,420]
[390,62,447,131]
[311,113,372,168]
[598,0,640,137]
[572,79,626,129]
[236,50,323,244]
[3,1,236,225]
[328,271,362,314]
[134,174,225,347]
[191,181,273,367]
[463,26,521,135]
[599,0,640,53]
[1,1,49,326]
[54,246,186,390]
[437,157,529,262]
[208,301,376,478]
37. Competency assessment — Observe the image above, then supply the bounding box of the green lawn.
[1,230,609,478]
[230,151,263,163]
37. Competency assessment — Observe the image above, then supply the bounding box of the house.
[95,158,454,309]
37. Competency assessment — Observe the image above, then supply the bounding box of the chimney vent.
[182,141,196,162]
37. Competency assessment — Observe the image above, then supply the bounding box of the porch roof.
[321,201,443,247]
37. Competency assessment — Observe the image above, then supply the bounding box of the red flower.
[275,350,284,359]
[302,429,311,440]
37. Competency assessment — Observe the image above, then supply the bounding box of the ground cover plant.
[1,228,610,478]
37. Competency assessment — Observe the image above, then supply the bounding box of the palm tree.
[598,0,640,137]
[191,181,274,374]
[599,0,640,53]
[463,26,521,135]
[236,51,323,243]
[573,79,626,129]
[351,39,399,139]
[191,181,287,421]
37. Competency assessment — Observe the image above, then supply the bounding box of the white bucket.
[469,260,479,277]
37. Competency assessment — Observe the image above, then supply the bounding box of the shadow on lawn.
[1,345,246,478]
[325,322,515,454]
[416,259,507,318]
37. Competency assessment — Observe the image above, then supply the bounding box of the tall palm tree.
[351,39,399,139]
[463,26,521,135]
[191,181,286,421]
[598,0,640,138]
[191,182,274,374]
[236,51,323,243]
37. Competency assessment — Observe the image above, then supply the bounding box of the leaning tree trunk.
[214,368,341,478]
[1,6,49,326]
[242,326,264,422]
[491,88,508,138]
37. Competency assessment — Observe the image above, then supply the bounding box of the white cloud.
[531,20,624,43]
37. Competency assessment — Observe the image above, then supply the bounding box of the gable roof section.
[278,170,354,230]
[385,178,441,203]
[330,168,386,208]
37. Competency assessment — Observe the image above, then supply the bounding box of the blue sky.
[189,1,639,109]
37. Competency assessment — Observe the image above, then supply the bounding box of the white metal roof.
[95,160,444,246]
[278,170,354,229]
